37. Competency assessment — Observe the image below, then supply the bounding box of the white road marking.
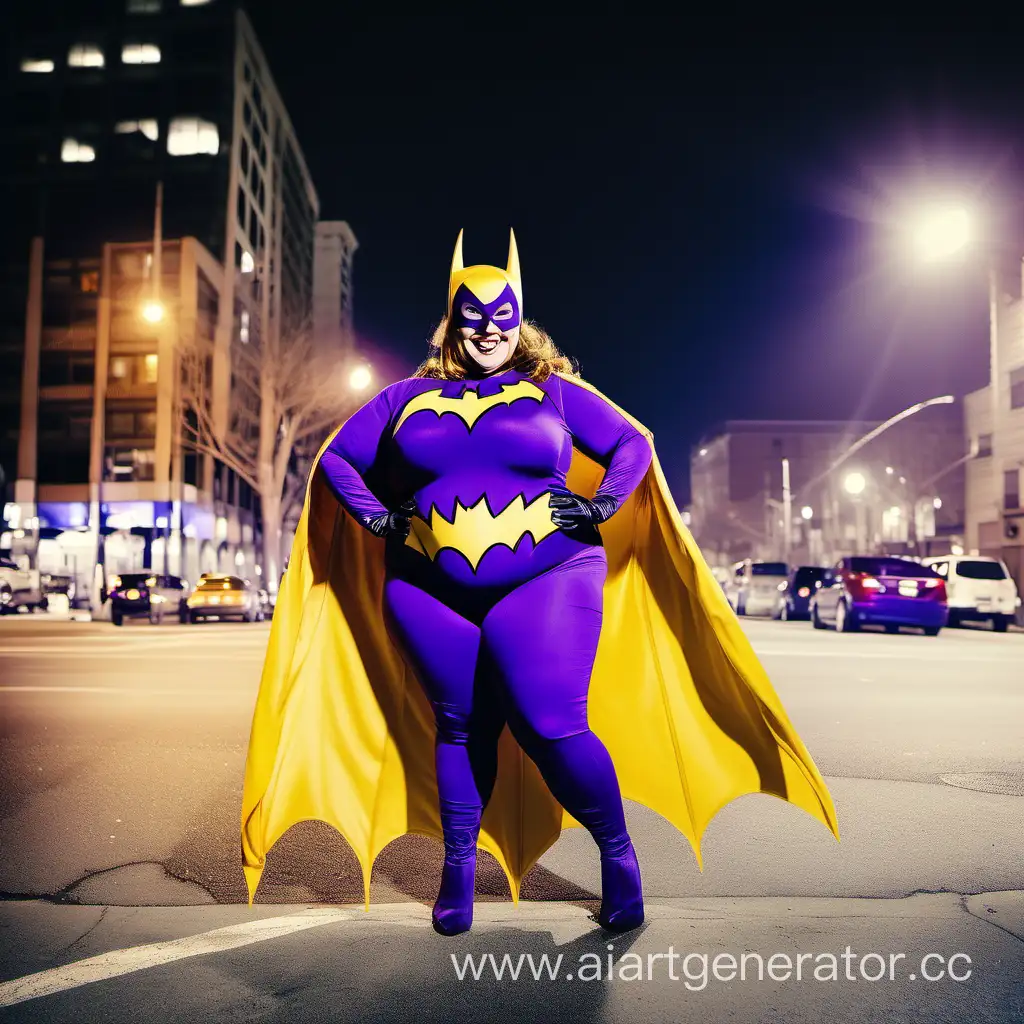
[0,908,352,1010]
[0,903,603,1009]
[754,647,1015,662]
[0,686,254,695]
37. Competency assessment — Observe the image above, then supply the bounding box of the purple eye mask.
[450,282,521,332]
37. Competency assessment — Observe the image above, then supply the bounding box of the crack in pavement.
[0,860,216,905]
[61,906,109,954]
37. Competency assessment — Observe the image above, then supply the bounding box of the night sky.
[243,10,1024,501]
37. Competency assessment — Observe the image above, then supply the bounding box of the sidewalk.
[0,894,1021,1022]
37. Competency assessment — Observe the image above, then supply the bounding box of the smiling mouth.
[472,336,505,355]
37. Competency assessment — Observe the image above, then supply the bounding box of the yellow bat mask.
[448,229,523,331]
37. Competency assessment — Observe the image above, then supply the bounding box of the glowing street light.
[911,205,972,263]
[349,364,372,391]
[141,301,165,324]
[800,505,814,521]
[844,471,867,496]
[933,496,943,510]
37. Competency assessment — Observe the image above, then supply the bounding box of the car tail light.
[797,587,810,598]
[844,572,882,600]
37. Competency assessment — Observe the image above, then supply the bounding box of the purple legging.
[382,549,631,866]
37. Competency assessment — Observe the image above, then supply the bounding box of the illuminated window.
[115,119,159,141]
[21,58,55,73]
[68,44,105,68]
[61,138,96,163]
[240,250,255,274]
[122,43,161,64]
[167,117,219,156]
[180,0,213,5]
[143,354,159,383]
[127,0,162,11]
[110,358,129,379]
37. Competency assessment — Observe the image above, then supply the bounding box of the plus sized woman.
[241,232,839,935]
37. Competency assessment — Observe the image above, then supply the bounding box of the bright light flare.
[349,365,372,391]
[844,472,867,496]
[141,301,164,323]
[800,505,814,520]
[911,206,972,263]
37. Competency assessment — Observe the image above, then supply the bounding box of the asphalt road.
[1,612,1022,1022]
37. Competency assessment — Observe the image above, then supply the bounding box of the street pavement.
[0,613,1022,1022]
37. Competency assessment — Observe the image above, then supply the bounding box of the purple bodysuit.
[320,366,652,931]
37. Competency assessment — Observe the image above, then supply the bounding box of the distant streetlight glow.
[699,448,708,457]
[911,205,972,263]
[141,301,164,323]
[885,466,894,475]
[933,496,942,510]
[349,365,372,391]
[844,471,867,496]
[800,505,813,520]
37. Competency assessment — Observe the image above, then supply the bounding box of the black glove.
[548,490,618,532]
[365,499,417,540]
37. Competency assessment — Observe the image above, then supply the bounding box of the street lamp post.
[781,457,792,567]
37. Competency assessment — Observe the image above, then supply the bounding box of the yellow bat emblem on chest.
[393,379,546,434]
[405,492,560,571]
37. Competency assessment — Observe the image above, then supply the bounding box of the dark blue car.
[809,556,948,635]
[773,566,829,621]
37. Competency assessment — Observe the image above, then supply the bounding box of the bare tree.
[180,318,358,591]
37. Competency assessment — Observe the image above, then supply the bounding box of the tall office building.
[312,221,358,358]
[1,0,320,600]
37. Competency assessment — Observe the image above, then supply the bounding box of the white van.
[921,555,1020,632]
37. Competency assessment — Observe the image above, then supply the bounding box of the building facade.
[5,237,260,600]
[2,0,321,603]
[690,407,967,570]
[312,221,358,357]
[963,262,1024,596]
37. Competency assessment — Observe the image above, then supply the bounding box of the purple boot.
[432,856,476,936]
[598,841,644,932]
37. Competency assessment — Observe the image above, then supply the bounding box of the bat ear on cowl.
[451,229,465,276]
[506,228,520,282]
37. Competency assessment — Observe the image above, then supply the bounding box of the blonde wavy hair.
[413,317,579,382]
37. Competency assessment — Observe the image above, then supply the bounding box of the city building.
[1,0,321,604]
[312,221,358,357]
[689,406,967,570]
[963,259,1024,595]
[5,237,260,598]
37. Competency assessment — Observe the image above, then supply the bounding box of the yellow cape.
[240,374,839,906]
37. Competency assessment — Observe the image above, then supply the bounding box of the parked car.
[725,560,790,616]
[107,573,190,626]
[809,556,947,635]
[0,555,47,613]
[185,575,264,623]
[773,565,829,621]
[921,555,1021,632]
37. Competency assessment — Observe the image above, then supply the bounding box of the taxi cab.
[185,574,264,624]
